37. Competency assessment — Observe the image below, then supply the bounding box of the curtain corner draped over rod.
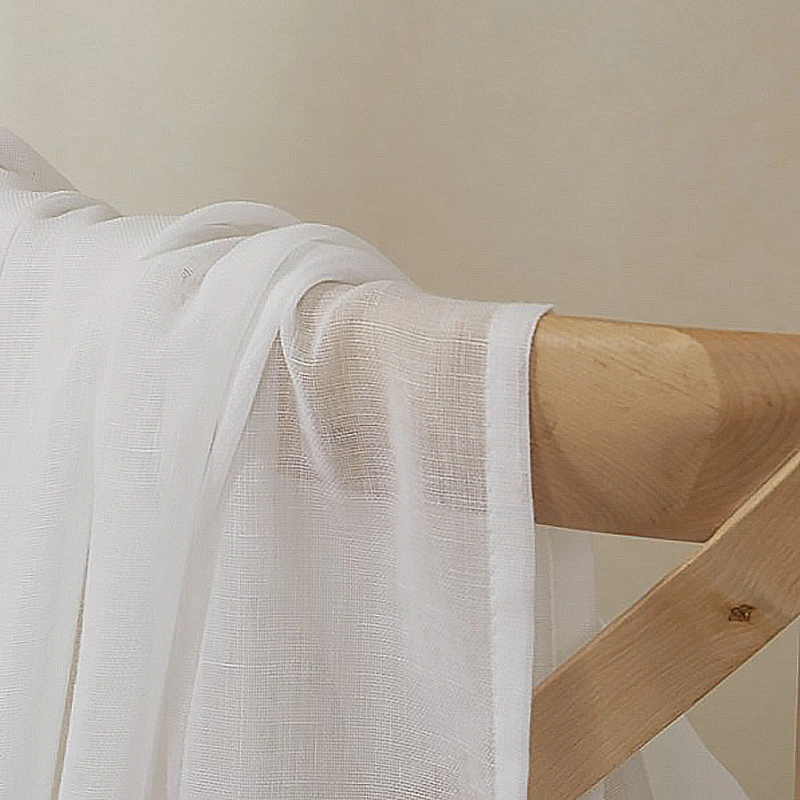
[0,127,748,800]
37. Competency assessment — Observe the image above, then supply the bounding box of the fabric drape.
[0,128,748,799]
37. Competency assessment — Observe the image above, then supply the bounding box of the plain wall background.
[3,1,799,796]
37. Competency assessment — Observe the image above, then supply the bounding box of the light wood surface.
[527,312,800,797]
[530,312,800,542]
[528,448,800,798]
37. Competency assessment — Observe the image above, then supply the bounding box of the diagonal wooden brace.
[528,448,800,799]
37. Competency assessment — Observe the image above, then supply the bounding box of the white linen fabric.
[0,127,749,799]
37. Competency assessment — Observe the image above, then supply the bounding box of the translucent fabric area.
[0,128,748,799]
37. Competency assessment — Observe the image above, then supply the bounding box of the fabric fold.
[0,127,750,800]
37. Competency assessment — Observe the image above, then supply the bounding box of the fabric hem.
[485,300,554,799]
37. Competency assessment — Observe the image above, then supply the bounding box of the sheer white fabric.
[0,127,749,799]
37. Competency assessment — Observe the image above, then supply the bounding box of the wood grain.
[531,313,800,542]
[527,448,800,799]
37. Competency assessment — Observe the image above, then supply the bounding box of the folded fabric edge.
[485,300,554,800]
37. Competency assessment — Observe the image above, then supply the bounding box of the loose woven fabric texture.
[0,128,749,799]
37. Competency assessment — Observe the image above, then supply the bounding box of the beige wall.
[4,1,799,796]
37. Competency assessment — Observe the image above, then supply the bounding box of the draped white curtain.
[0,127,748,799]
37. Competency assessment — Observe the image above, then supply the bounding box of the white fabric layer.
[0,127,749,799]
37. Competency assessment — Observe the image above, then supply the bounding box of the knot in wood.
[728,604,755,623]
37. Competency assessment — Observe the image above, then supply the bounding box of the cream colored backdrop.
[3,1,799,797]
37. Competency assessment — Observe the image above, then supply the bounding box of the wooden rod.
[531,313,800,543]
